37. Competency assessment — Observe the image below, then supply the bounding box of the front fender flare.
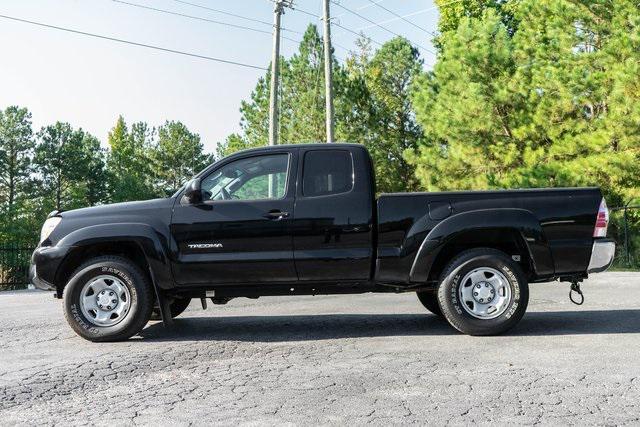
[56,223,173,289]
[409,208,554,282]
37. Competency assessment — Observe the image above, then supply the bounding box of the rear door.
[171,150,298,285]
[292,147,374,281]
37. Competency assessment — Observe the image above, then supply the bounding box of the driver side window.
[201,154,289,201]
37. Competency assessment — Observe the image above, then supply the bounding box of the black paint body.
[30,144,603,299]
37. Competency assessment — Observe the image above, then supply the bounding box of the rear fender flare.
[409,208,554,282]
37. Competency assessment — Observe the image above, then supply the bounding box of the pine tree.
[153,121,212,195]
[106,116,156,202]
[216,25,339,156]
[408,0,640,205]
[34,123,106,211]
[363,37,423,193]
[0,106,34,212]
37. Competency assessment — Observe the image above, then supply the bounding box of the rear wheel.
[437,248,529,336]
[150,297,192,321]
[416,291,442,316]
[63,256,154,342]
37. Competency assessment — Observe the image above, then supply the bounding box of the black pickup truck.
[30,143,615,341]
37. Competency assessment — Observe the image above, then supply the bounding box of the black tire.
[416,291,442,316]
[150,297,192,321]
[63,256,154,342]
[437,248,529,336]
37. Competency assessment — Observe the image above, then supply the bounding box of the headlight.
[40,217,61,244]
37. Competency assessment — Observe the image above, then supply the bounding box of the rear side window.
[302,150,353,197]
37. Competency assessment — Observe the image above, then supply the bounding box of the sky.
[0,0,440,152]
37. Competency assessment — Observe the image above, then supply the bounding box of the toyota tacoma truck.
[29,143,615,341]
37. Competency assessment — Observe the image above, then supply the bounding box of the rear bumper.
[587,239,615,273]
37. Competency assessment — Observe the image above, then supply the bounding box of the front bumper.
[29,245,73,291]
[587,239,615,273]
[28,263,55,291]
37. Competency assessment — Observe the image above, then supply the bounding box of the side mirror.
[182,178,202,204]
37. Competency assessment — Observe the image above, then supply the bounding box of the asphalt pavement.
[1,272,639,425]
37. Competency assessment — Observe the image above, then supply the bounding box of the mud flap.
[149,268,173,326]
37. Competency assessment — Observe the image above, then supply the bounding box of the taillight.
[593,198,609,237]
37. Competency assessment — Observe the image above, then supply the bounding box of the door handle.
[264,210,289,220]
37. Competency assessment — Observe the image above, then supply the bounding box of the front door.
[171,151,298,285]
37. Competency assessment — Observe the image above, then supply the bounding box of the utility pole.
[268,0,285,147]
[322,0,334,143]
[268,0,292,197]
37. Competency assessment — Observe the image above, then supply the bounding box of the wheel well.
[54,241,151,296]
[427,228,533,282]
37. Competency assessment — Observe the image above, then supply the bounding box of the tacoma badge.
[187,243,223,249]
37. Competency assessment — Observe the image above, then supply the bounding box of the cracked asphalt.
[1,272,639,425]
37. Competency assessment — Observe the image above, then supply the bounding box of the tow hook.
[569,280,584,305]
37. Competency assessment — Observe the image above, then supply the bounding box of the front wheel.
[437,248,529,336]
[63,256,154,342]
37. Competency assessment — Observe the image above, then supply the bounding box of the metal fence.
[0,206,638,290]
[0,242,36,291]
[609,205,640,270]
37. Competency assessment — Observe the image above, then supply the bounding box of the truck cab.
[171,144,375,287]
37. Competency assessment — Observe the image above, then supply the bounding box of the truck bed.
[376,188,602,284]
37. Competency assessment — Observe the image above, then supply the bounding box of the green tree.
[408,10,520,190]
[506,0,640,205]
[106,116,156,202]
[153,121,212,195]
[82,134,108,206]
[408,1,640,205]
[218,28,424,194]
[336,36,376,148]
[0,106,34,213]
[216,25,347,157]
[435,0,518,36]
[281,25,327,143]
[216,70,273,158]
[34,122,106,211]
[363,37,423,192]
[216,26,323,157]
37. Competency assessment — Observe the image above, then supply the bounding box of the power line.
[356,0,464,32]
[332,21,382,47]
[330,1,436,55]
[284,3,318,19]
[279,1,386,48]
[289,5,389,53]
[110,0,301,44]
[168,0,303,35]
[0,14,267,70]
[114,0,348,55]
[171,0,271,26]
[331,0,404,38]
[333,0,385,20]
[263,0,351,54]
[257,0,352,60]
[365,0,432,35]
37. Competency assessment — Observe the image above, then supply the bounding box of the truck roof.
[233,143,364,155]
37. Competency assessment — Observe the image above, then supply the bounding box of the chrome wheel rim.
[79,275,131,327]
[458,267,512,319]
